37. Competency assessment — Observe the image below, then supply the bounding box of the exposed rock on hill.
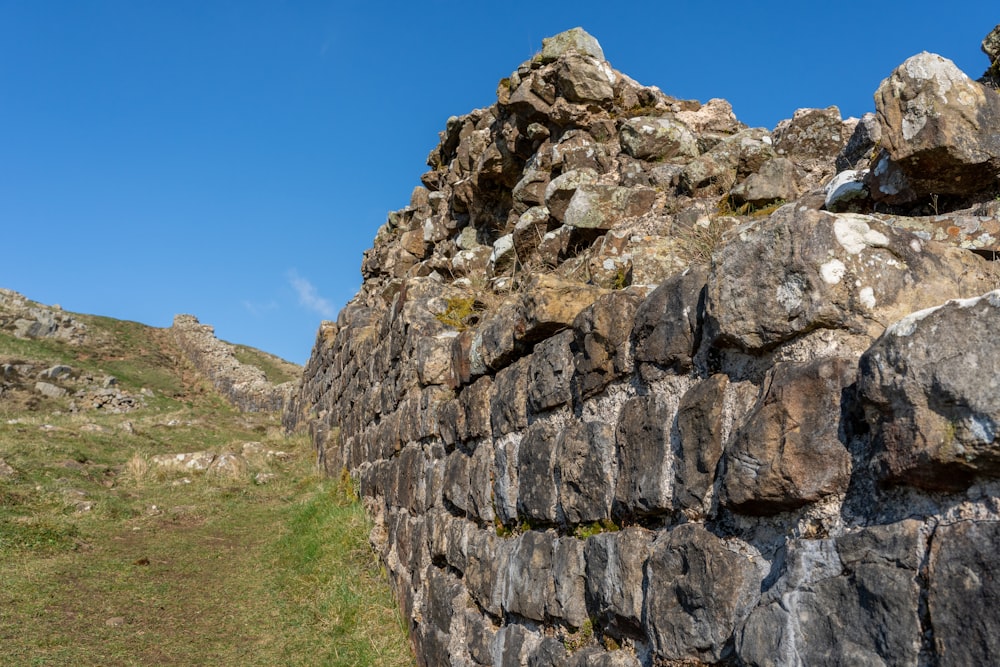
[286,25,1000,667]
[0,288,91,345]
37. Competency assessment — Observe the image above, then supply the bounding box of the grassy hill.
[0,297,412,666]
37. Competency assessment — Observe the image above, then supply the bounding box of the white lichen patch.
[776,279,805,312]
[909,239,923,253]
[859,286,876,309]
[833,214,890,254]
[820,259,846,285]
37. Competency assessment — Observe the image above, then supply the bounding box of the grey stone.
[517,421,561,524]
[563,184,656,230]
[773,106,845,159]
[619,116,699,161]
[645,524,759,663]
[928,520,1000,667]
[504,530,556,622]
[615,395,673,517]
[632,265,708,377]
[875,52,1000,201]
[545,169,599,223]
[491,357,531,437]
[585,528,654,638]
[539,27,605,63]
[836,112,881,172]
[34,381,67,399]
[729,157,800,207]
[738,521,922,667]
[704,207,990,353]
[527,330,575,413]
[722,358,855,515]
[573,290,643,399]
[859,291,1000,490]
[557,420,616,525]
[557,56,615,104]
[674,374,728,517]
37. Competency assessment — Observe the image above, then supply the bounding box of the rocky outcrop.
[0,288,91,344]
[286,26,1000,667]
[171,315,294,413]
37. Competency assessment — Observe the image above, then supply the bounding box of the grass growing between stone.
[0,318,412,666]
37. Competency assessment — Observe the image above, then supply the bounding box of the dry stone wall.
[172,314,293,413]
[286,27,1000,666]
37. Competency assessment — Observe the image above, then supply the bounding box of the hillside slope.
[0,290,412,666]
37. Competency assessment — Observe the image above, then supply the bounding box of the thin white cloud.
[243,300,279,317]
[287,270,336,319]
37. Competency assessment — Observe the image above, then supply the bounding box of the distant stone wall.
[172,314,292,413]
[286,27,1000,667]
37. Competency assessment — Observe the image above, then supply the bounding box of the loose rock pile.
[287,27,1000,667]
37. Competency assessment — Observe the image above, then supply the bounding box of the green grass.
[0,311,412,666]
[232,344,301,385]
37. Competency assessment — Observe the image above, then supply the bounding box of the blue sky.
[1,2,996,364]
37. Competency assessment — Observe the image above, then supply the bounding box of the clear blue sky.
[1,1,995,364]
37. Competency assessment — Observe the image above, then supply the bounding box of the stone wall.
[286,28,1000,666]
[172,314,293,413]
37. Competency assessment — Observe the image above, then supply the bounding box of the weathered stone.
[738,520,922,667]
[545,168,599,223]
[704,207,991,353]
[512,206,550,259]
[674,97,741,135]
[504,530,556,622]
[557,55,615,104]
[824,168,870,212]
[729,157,800,207]
[443,449,470,514]
[415,332,459,386]
[491,357,531,437]
[39,364,72,380]
[528,638,568,667]
[517,421,561,524]
[859,291,1000,490]
[722,358,855,514]
[461,376,494,439]
[645,524,759,663]
[513,168,551,209]
[585,527,654,638]
[619,116,699,161]
[468,441,496,524]
[34,381,67,398]
[773,106,845,159]
[552,131,613,173]
[563,184,656,230]
[632,265,708,376]
[539,27,605,63]
[477,302,527,371]
[875,52,1000,201]
[615,395,673,517]
[527,330,574,413]
[466,529,502,616]
[550,537,588,627]
[928,520,1000,667]
[836,112,881,172]
[522,274,606,343]
[573,290,643,398]
[674,374,727,517]
[557,420,616,524]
